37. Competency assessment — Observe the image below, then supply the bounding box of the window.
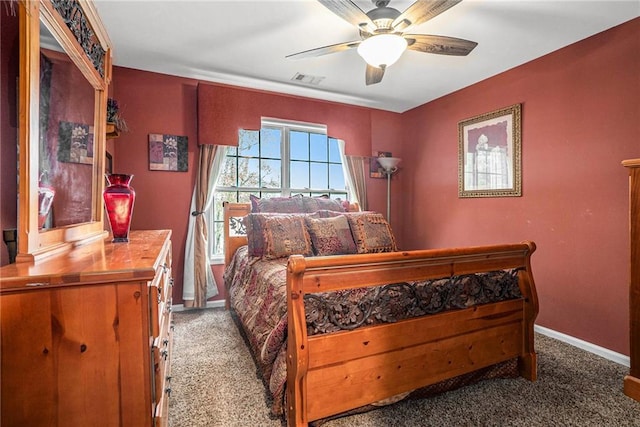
[208,120,347,259]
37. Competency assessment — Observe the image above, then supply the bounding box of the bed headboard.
[223,202,251,266]
[222,201,360,266]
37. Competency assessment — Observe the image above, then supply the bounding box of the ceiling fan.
[286,0,478,85]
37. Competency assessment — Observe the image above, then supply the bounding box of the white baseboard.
[172,300,225,311]
[534,325,630,367]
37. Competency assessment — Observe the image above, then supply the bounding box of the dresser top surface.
[0,230,172,291]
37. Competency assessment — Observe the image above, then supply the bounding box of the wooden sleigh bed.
[223,200,539,426]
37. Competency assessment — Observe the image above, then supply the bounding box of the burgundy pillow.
[345,212,398,254]
[300,196,345,213]
[250,194,305,213]
[245,213,316,258]
[306,215,357,256]
[261,215,313,260]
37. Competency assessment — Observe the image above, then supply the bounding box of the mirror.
[17,0,112,262]
[39,24,95,229]
[458,104,522,198]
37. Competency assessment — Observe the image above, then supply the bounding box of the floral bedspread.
[223,245,523,417]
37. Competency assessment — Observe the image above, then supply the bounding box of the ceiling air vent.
[291,73,325,86]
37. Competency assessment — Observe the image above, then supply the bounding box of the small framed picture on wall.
[148,133,188,172]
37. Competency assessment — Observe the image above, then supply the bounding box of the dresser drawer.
[154,324,173,426]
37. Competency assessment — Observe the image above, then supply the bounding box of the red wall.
[398,18,639,355]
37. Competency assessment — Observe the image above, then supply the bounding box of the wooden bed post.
[222,202,250,309]
[287,255,310,427]
[518,241,539,381]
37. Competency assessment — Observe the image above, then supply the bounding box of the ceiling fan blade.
[318,0,376,33]
[405,34,477,56]
[365,64,385,86]
[286,40,361,60]
[393,0,462,32]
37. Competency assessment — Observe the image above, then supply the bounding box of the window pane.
[214,221,224,255]
[328,138,341,163]
[310,162,328,189]
[290,131,308,160]
[214,191,238,221]
[218,156,237,187]
[239,130,259,157]
[261,128,281,159]
[238,191,258,203]
[329,164,345,190]
[238,158,260,187]
[310,133,328,162]
[261,159,281,188]
[290,160,309,188]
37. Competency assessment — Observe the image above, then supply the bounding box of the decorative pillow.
[306,215,357,256]
[300,196,345,213]
[250,194,305,213]
[244,213,273,258]
[261,215,313,260]
[245,212,316,257]
[345,212,398,254]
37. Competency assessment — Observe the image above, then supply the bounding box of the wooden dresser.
[623,159,640,402]
[0,230,173,426]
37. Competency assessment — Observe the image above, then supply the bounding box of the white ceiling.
[94,0,639,113]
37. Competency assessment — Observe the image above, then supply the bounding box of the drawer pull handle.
[162,338,169,346]
[80,344,87,353]
[165,387,172,397]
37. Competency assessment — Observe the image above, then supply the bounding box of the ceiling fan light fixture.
[357,34,407,69]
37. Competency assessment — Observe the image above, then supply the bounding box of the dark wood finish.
[0,230,173,426]
[623,158,640,402]
[223,203,539,426]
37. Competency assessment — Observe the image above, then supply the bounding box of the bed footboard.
[286,242,538,427]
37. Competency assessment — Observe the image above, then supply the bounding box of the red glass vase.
[103,174,136,243]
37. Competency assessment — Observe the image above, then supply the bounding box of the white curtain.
[338,139,368,211]
[182,145,227,307]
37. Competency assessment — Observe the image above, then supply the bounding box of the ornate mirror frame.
[17,0,112,262]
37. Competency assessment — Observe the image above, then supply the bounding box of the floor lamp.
[377,157,401,222]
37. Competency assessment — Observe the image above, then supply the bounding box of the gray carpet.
[168,308,640,426]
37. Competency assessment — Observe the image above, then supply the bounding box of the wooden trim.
[623,158,640,402]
